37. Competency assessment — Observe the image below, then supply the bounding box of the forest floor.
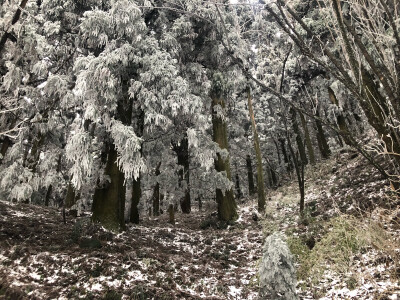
[265,148,400,300]
[1,149,400,299]
[0,197,263,299]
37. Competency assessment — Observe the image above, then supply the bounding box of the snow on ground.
[265,150,400,300]
[1,150,399,299]
[0,199,262,299]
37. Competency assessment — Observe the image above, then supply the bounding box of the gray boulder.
[259,233,298,300]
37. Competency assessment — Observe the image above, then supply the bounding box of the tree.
[247,86,266,212]
[211,73,238,222]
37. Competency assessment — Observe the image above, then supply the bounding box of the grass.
[287,214,399,294]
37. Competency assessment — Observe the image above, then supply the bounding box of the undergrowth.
[288,215,399,294]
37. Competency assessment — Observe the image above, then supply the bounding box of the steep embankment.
[264,149,400,299]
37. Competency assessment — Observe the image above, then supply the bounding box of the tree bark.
[151,162,163,217]
[315,109,331,159]
[290,108,308,165]
[130,109,144,224]
[247,87,266,212]
[211,77,237,222]
[65,182,76,209]
[130,177,141,224]
[287,135,305,214]
[331,1,400,157]
[172,136,191,213]
[328,87,352,146]
[299,112,315,164]
[246,155,256,196]
[235,172,242,199]
[279,138,293,171]
[168,203,175,224]
[92,144,126,232]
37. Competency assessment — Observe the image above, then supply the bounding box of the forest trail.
[0,199,263,299]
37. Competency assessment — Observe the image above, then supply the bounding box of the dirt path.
[0,200,263,299]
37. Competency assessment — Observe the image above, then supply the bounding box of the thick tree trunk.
[92,145,126,231]
[44,185,52,207]
[65,182,76,209]
[130,177,141,224]
[247,87,266,212]
[172,136,191,213]
[299,112,315,164]
[211,85,237,222]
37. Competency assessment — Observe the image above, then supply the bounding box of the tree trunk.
[130,109,144,224]
[272,138,282,166]
[211,79,237,222]
[247,87,266,212]
[315,109,331,159]
[197,195,202,211]
[65,182,76,209]
[328,87,352,147]
[270,166,278,187]
[45,153,62,207]
[92,144,126,232]
[44,185,52,207]
[290,108,308,165]
[151,162,162,217]
[299,112,315,164]
[130,177,141,224]
[168,203,175,224]
[172,136,191,213]
[287,135,305,214]
[331,1,400,159]
[279,138,293,172]
[235,172,242,199]
[246,155,256,196]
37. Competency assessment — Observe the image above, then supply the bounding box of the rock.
[259,233,298,300]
